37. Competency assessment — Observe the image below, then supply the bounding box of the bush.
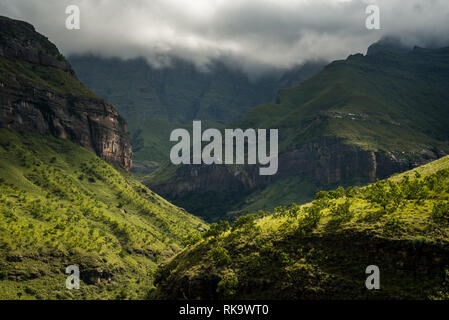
[366,181,390,210]
[203,220,230,238]
[299,204,321,232]
[231,215,256,231]
[273,206,288,216]
[182,232,202,246]
[330,200,353,223]
[383,215,402,233]
[316,186,346,200]
[431,201,449,223]
[209,247,232,266]
[217,272,238,297]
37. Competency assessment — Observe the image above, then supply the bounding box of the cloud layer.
[1,0,449,73]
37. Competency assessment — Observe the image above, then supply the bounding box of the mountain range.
[144,43,449,221]
[2,14,449,301]
[68,55,324,172]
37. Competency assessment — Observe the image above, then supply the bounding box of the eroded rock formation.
[0,16,132,169]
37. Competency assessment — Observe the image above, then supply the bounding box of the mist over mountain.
[69,54,325,169]
[366,37,412,56]
[2,0,449,77]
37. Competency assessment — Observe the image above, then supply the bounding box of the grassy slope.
[153,155,449,299]
[0,129,205,299]
[237,48,449,154]
[0,56,97,99]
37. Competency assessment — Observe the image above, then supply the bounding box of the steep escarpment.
[147,45,449,221]
[148,135,438,221]
[0,16,132,169]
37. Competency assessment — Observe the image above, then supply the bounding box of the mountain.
[0,16,205,299]
[0,128,205,299]
[146,46,449,222]
[68,55,324,170]
[366,37,412,56]
[0,16,132,170]
[152,155,449,299]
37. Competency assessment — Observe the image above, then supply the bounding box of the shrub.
[330,200,353,223]
[209,247,231,266]
[366,181,390,210]
[383,215,402,233]
[217,272,238,297]
[203,220,230,238]
[273,206,288,217]
[182,232,202,246]
[431,201,449,223]
[315,190,329,200]
[317,186,347,200]
[299,204,321,232]
[231,215,256,231]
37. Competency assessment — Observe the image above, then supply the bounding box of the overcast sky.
[1,0,449,74]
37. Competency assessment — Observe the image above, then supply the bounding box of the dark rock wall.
[150,137,436,203]
[0,16,132,169]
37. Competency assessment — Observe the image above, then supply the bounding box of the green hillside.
[0,128,205,299]
[153,155,449,299]
[237,47,449,153]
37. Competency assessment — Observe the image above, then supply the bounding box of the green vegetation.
[0,128,205,299]
[237,48,449,154]
[0,56,97,98]
[0,16,61,58]
[153,155,449,299]
[0,15,96,98]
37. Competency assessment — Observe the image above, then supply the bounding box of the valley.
[152,155,449,299]
[1,12,449,302]
[0,15,205,299]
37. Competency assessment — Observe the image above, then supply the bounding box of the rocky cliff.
[149,135,442,221]
[0,16,132,169]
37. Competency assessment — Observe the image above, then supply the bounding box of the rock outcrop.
[0,16,132,169]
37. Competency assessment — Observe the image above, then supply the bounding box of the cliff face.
[0,16,132,169]
[148,136,444,221]
[151,137,432,194]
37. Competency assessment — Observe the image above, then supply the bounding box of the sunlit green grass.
[153,155,449,300]
[0,128,205,299]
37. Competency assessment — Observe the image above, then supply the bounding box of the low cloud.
[1,0,449,74]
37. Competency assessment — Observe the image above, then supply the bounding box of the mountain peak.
[366,36,411,56]
[0,16,72,72]
[0,16,132,170]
